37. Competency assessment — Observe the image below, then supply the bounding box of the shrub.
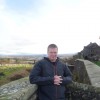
[0,72,5,77]
[25,67,32,72]
[67,58,76,65]
[9,74,23,81]
[8,70,29,81]
[61,57,76,65]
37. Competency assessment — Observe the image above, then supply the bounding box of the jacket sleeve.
[61,64,72,85]
[29,61,54,85]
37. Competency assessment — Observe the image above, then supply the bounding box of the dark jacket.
[29,57,72,100]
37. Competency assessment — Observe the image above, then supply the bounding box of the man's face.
[47,48,58,62]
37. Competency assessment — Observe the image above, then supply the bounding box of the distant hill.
[0,53,74,58]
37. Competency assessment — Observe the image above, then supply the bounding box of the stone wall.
[0,77,37,100]
[68,59,100,100]
[66,82,100,100]
[1,78,100,100]
[73,59,91,84]
[74,59,100,87]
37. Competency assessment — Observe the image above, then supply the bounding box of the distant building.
[81,42,100,61]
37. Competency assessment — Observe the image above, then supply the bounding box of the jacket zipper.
[53,65,58,100]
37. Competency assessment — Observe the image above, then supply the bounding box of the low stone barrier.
[66,82,100,100]
[0,77,37,100]
[74,59,100,87]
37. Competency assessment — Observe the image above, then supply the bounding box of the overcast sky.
[0,0,100,55]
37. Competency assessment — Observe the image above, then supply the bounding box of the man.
[29,44,72,100]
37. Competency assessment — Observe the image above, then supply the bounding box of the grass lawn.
[0,64,33,86]
[93,61,100,67]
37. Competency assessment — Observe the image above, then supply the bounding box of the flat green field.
[0,64,33,86]
[93,61,100,67]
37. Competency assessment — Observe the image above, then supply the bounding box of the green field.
[93,61,100,67]
[0,64,33,86]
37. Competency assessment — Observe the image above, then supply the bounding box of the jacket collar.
[44,57,59,63]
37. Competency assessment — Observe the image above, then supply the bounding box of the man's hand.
[54,75,63,85]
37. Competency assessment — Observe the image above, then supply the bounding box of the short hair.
[47,44,58,51]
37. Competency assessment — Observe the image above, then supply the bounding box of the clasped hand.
[54,75,63,85]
